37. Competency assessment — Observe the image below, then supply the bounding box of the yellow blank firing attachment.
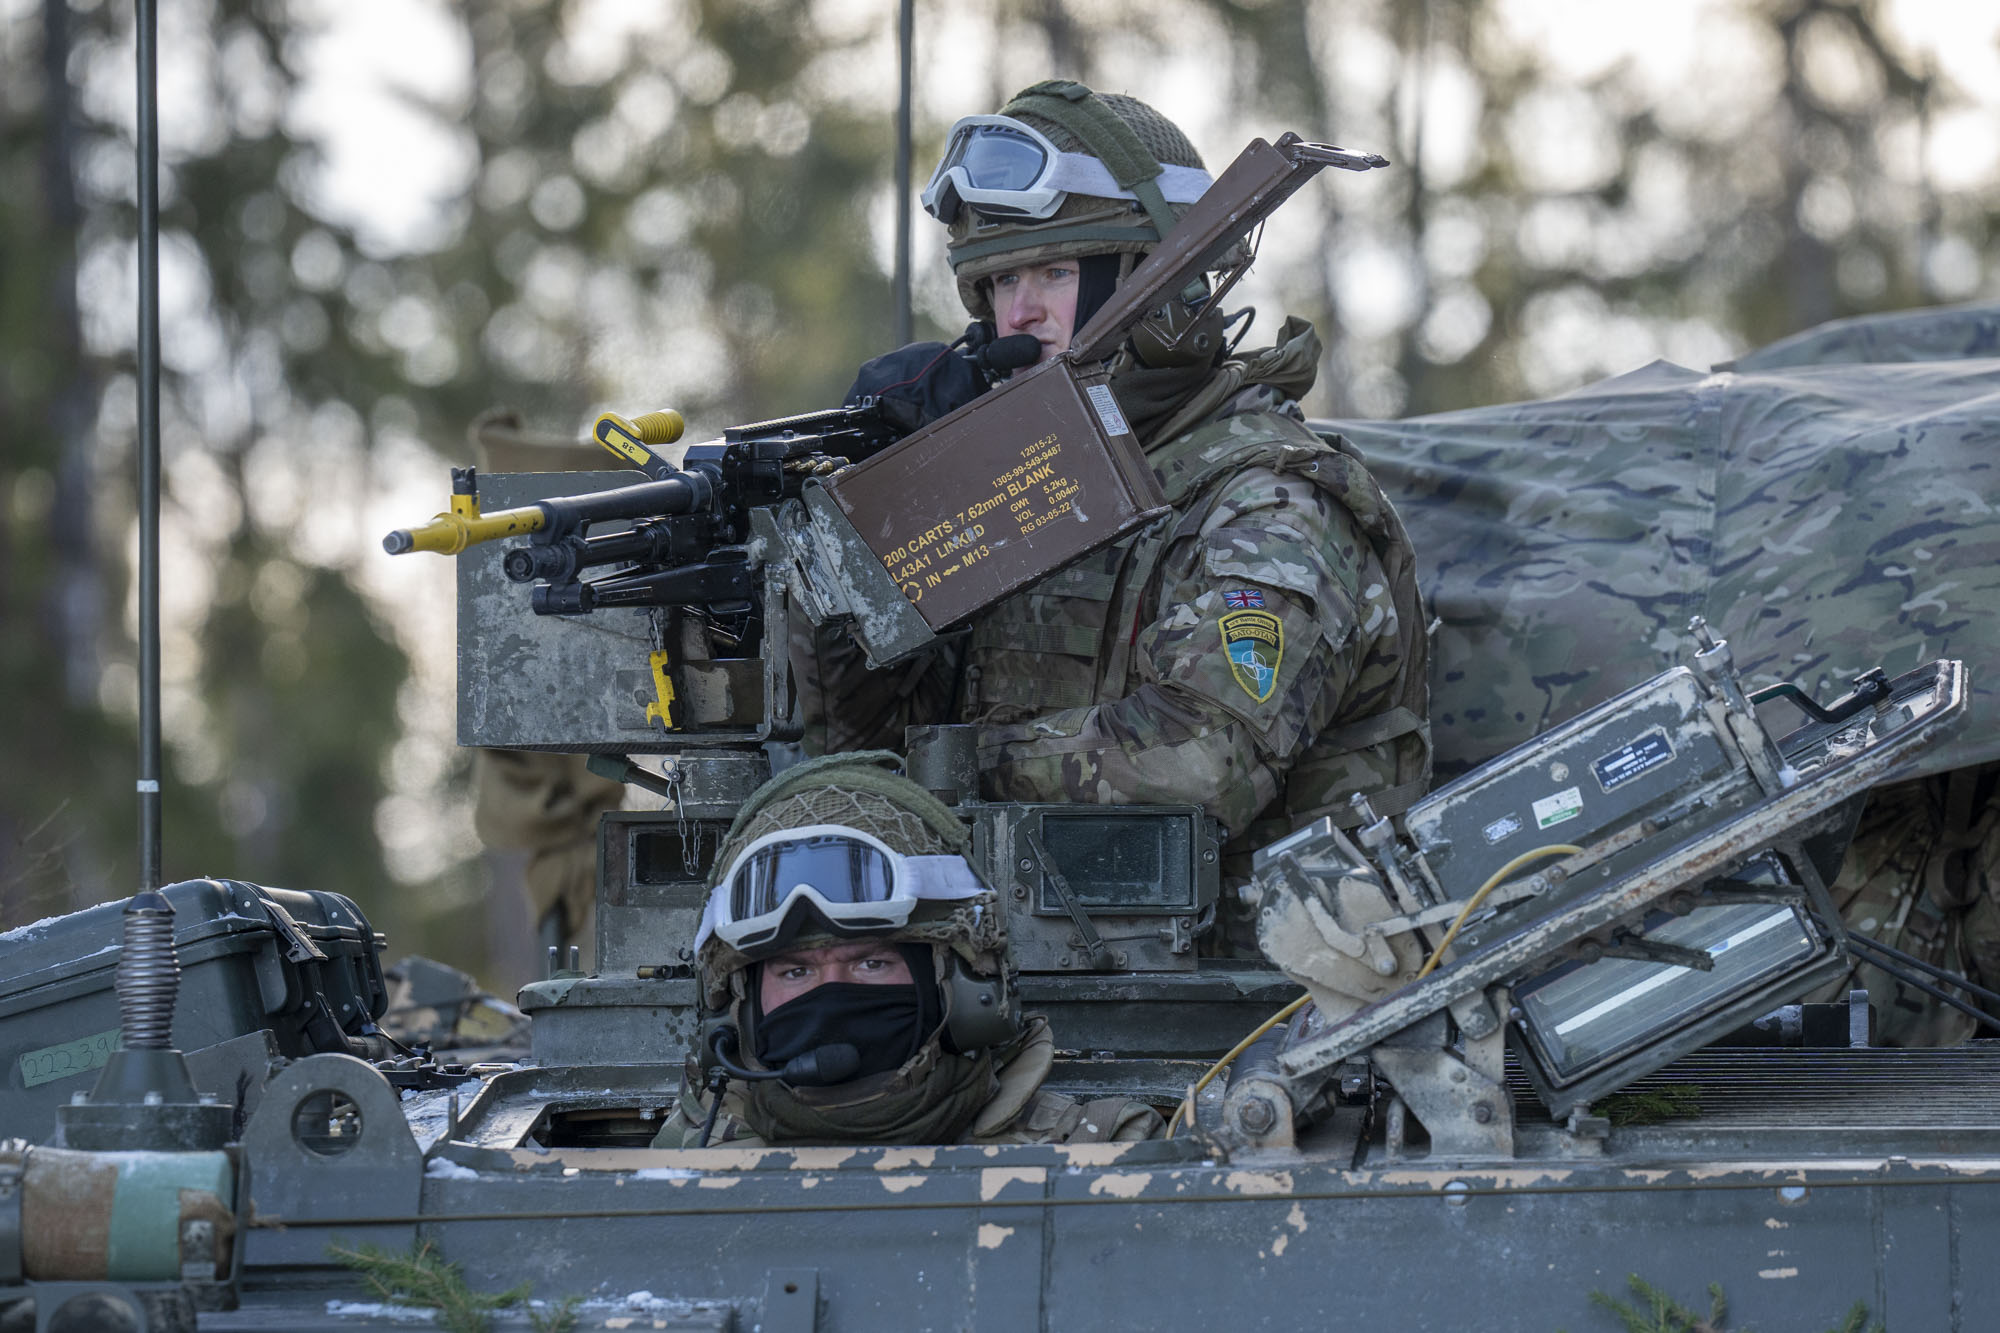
[381,472,550,556]
[594,409,686,472]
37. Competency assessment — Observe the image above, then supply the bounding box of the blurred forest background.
[2,0,1996,988]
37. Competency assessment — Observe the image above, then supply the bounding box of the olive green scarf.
[739,1045,999,1146]
[1112,315,1323,447]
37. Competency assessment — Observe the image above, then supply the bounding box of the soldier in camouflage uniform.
[805,84,1430,934]
[1809,763,2000,1046]
[654,754,1161,1146]
[471,750,623,967]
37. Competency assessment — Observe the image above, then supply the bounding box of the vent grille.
[1510,1045,2000,1127]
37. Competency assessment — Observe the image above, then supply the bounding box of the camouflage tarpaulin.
[1318,302,2000,782]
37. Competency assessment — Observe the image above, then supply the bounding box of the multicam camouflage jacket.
[799,346,1432,892]
[967,407,1430,866]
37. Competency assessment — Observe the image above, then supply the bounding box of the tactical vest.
[962,409,1432,829]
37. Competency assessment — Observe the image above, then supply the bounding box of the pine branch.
[330,1241,534,1333]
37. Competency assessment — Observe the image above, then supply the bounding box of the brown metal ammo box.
[817,357,1166,630]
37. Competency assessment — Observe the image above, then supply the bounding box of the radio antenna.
[893,0,914,346]
[135,0,163,891]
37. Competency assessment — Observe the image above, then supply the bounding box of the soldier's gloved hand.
[844,324,996,433]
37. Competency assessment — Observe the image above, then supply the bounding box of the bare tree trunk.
[1774,2,1840,335]
[1033,0,1082,80]
[1272,0,1352,414]
[39,0,103,711]
[0,0,104,920]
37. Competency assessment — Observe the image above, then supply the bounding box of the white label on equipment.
[1086,384,1131,438]
[1532,786,1583,829]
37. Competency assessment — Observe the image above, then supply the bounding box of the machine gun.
[384,403,911,630]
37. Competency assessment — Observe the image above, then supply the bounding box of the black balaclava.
[1073,254,1121,337]
[752,944,943,1081]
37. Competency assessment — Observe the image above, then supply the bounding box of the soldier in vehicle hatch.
[654,754,1161,1147]
[796,81,1432,943]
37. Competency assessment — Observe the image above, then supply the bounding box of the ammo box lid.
[0,878,376,1017]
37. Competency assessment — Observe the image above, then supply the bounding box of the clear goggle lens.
[727,832,897,919]
[947,124,1052,191]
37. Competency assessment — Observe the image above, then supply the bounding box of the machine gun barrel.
[532,473,713,537]
[384,472,712,557]
[382,497,546,556]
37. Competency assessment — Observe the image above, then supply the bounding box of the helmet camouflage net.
[725,782,961,862]
[697,752,1006,1010]
[947,83,1207,321]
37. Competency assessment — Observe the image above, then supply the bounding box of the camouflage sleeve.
[976,467,1370,837]
[792,616,961,756]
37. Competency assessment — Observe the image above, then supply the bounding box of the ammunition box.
[821,358,1167,631]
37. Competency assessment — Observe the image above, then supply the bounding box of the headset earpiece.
[1131,289,1227,369]
[941,950,1022,1053]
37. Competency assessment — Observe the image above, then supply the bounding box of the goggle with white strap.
[694,824,988,955]
[921,115,1212,226]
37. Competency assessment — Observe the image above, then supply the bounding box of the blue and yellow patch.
[1219,608,1283,703]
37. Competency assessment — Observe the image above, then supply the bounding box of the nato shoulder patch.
[1219,608,1284,703]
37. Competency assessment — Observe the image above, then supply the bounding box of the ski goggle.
[694,824,988,955]
[920,115,1213,225]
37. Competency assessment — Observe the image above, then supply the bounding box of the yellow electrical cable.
[1165,841,1584,1138]
[1414,843,1583,979]
[1164,991,1312,1138]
